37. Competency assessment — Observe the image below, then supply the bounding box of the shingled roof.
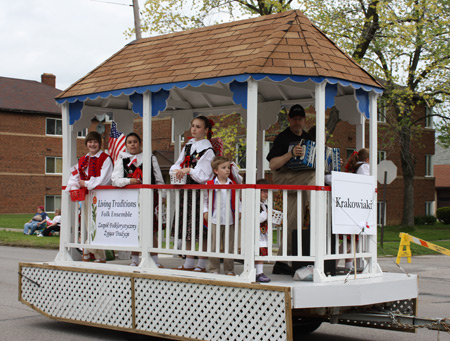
[58,10,381,99]
[1,76,61,114]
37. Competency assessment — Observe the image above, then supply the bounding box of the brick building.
[0,73,178,214]
[434,143,450,209]
[0,74,64,214]
[326,101,435,225]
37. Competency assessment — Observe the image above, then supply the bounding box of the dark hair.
[192,115,213,139]
[345,148,370,173]
[85,131,102,149]
[211,156,230,170]
[256,178,271,185]
[125,132,142,144]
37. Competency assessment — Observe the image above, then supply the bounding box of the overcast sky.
[1,0,144,90]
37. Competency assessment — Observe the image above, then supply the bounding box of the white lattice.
[21,266,289,340]
[134,278,288,341]
[21,267,133,328]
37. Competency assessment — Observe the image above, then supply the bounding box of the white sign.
[377,160,397,184]
[89,189,140,246]
[331,171,377,235]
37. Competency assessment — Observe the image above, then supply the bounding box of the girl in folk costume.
[342,148,370,270]
[66,131,113,263]
[111,132,165,267]
[345,148,370,176]
[170,116,215,272]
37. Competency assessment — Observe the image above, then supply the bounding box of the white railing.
[63,184,379,282]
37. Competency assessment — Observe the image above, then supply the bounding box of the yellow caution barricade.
[396,232,450,264]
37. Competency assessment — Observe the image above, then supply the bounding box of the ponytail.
[345,148,369,173]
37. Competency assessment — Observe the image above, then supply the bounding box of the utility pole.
[132,0,142,40]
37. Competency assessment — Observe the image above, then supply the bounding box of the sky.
[1,0,145,90]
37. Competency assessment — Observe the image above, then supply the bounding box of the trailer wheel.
[292,317,322,336]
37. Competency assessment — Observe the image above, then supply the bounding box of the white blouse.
[111,151,165,188]
[203,177,241,226]
[66,151,113,191]
[356,162,370,176]
[170,138,214,184]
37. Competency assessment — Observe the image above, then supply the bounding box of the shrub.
[414,215,437,225]
[436,207,450,225]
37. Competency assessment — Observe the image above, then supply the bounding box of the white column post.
[141,91,154,267]
[356,116,366,150]
[242,78,258,280]
[368,91,379,273]
[313,81,326,280]
[56,102,77,262]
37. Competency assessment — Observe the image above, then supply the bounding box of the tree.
[301,0,450,225]
[136,0,450,225]
[134,0,293,36]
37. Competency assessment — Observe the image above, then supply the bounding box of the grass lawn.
[0,213,35,229]
[1,213,449,255]
[0,231,59,249]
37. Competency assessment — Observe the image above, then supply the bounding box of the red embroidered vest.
[78,152,110,181]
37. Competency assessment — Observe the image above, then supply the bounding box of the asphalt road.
[2,246,449,340]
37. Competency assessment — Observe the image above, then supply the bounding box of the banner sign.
[331,171,376,235]
[89,189,140,246]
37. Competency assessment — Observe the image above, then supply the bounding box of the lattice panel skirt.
[20,266,133,328]
[19,264,291,341]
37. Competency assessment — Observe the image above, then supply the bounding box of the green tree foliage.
[301,0,450,225]
[135,0,293,36]
[211,113,246,163]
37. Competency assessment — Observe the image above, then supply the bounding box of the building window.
[377,98,387,123]
[46,157,62,174]
[346,148,356,160]
[77,128,88,138]
[425,155,433,177]
[45,195,61,213]
[425,107,433,128]
[377,201,386,226]
[425,201,434,216]
[377,151,386,164]
[46,118,62,136]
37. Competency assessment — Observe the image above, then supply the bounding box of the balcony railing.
[63,184,380,283]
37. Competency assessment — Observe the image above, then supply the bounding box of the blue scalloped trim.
[129,93,143,117]
[355,89,370,119]
[325,83,338,110]
[69,101,84,125]
[59,74,383,124]
[152,89,170,116]
[229,81,248,109]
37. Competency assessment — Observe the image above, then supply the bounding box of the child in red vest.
[66,131,113,263]
[204,156,241,275]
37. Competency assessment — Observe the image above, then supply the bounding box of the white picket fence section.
[64,184,378,282]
